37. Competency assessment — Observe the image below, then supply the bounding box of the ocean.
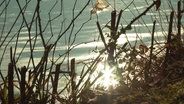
[0,0,183,75]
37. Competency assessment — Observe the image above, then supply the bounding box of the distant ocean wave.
[0,0,182,73]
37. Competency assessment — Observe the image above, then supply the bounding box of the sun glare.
[94,62,118,90]
[102,68,118,90]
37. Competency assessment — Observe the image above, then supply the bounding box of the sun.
[102,67,118,90]
[94,62,118,90]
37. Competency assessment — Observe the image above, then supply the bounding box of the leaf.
[126,25,132,30]
[139,44,149,54]
[120,27,126,34]
[155,0,161,11]
[2,81,8,100]
[84,80,91,90]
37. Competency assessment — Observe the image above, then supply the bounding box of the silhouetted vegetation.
[0,0,184,104]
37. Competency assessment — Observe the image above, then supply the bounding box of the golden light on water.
[93,61,118,90]
[101,67,118,89]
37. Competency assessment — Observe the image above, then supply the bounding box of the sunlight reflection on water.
[0,0,183,92]
[89,55,119,90]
